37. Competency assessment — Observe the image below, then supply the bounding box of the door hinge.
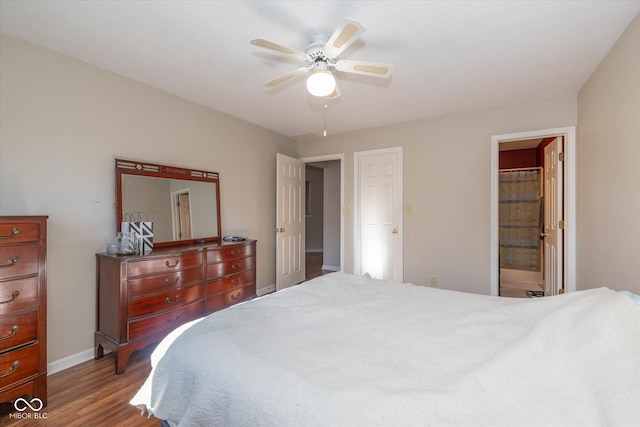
[559,152,565,161]
[558,220,565,229]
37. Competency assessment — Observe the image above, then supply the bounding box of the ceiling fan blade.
[250,38,308,62]
[263,66,311,87]
[322,18,365,59]
[334,60,393,78]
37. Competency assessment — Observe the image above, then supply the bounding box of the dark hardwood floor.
[0,346,159,426]
[305,252,335,281]
[0,254,334,426]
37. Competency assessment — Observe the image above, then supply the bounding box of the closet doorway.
[301,154,344,281]
[490,127,576,297]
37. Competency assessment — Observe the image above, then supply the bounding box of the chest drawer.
[205,285,253,313]
[127,300,204,341]
[128,266,203,298]
[0,277,39,316]
[127,252,202,278]
[0,223,40,244]
[0,311,37,353]
[206,270,255,296]
[0,245,39,280]
[207,256,255,279]
[207,244,255,263]
[0,343,40,388]
[128,284,203,319]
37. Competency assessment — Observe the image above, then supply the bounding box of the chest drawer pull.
[166,314,181,323]
[231,291,241,300]
[0,325,19,341]
[0,256,19,268]
[165,259,180,268]
[165,296,180,305]
[164,277,180,286]
[232,264,240,270]
[0,228,20,239]
[1,290,20,304]
[0,361,20,379]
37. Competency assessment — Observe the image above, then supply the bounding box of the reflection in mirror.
[121,176,218,242]
[116,159,221,248]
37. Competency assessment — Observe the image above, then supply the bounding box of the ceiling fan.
[250,18,393,98]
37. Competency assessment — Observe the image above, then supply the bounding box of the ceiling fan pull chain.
[323,100,328,137]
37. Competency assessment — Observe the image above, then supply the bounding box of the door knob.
[392,228,398,234]
[539,232,548,239]
[275,227,286,233]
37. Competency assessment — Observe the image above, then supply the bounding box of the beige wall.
[0,35,296,362]
[577,13,640,293]
[323,161,341,269]
[297,97,577,294]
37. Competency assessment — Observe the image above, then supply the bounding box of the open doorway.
[301,155,344,281]
[491,127,576,297]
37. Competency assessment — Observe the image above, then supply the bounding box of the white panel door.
[357,149,402,282]
[543,137,563,296]
[276,153,305,291]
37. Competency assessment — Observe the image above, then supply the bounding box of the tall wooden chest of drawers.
[0,216,48,406]
[95,240,255,374]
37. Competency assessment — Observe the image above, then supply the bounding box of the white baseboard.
[322,265,340,272]
[257,284,276,296]
[48,347,102,375]
[305,249,323,253]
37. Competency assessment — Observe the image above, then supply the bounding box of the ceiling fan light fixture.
[306,62,336,97]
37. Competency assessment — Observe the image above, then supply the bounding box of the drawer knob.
[231,264,240,270]
[165,296,180,305]
[0,227,20,239]
[165,259,180,268]
[0,325,19,341]
[0,290,20,305]
[231,292,240,300]
[164,277,180,286]
[166,314,181,323]
[0,361,20,379]
[0,256,19,268]
[231,279,239,285]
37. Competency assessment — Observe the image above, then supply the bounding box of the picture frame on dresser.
[95,159,256,374]
[0,216,48,407]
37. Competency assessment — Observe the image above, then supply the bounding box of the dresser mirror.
[115,158,221,248]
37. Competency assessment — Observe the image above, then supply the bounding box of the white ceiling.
[1,1,639,139]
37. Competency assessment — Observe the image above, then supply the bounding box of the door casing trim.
[490,127,576,296]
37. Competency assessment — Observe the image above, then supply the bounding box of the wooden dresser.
[0,216,48,406]
[95,240,255,374]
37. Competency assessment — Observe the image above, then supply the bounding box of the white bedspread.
[131,272,640,426]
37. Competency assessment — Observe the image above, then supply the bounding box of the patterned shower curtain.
[499,169,542,271]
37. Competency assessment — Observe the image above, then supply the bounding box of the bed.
[130,272,640,426]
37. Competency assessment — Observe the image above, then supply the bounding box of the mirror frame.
[115,158,222,248]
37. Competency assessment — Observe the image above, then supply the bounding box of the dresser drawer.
[0,222,40,245]
[128,266,203,298]
[0,245,39,280]
[0,277,38,316]
[207,244,255,263]
[0,344,40,389]
[127,301,204,341]
[205,285,253,312]
[127,252,202,278]
[206,270,255,296]
[0,311,37,353]
[128,284,203,319]
[207,256,255,279]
